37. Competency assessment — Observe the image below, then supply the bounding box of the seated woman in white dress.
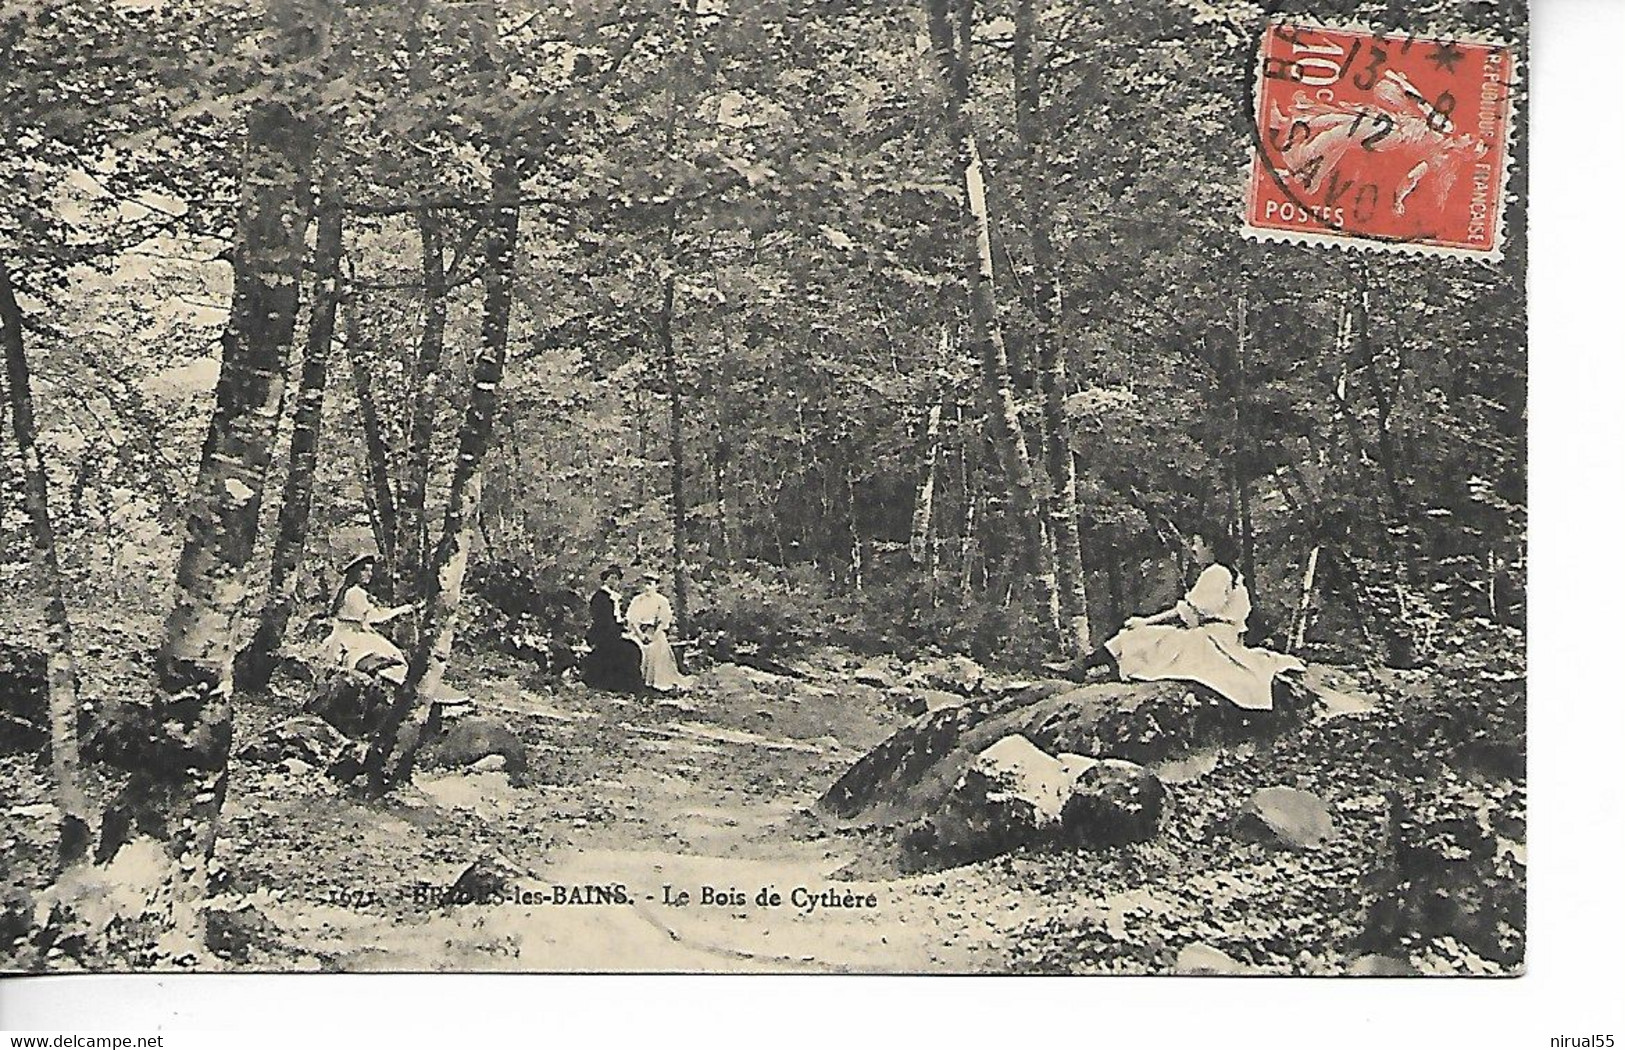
[624,571,695,693]
[1086,530,1304,710]
[317,554,416,686]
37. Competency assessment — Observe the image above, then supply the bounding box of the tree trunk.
[925,0,1060,646]
[1289,544,1321,653]
[1012,0,1090,656]
[713,431,731,567]
[658,268,690,626]
[1348,275,1420,586]
[396,209,449,612]
[97,101,315,881]
[1104,530,1125,629]
[1,258,93,868]
[363,155,520,796]
[346,315,399,593]
[1232,295,1258,588]
[910,402,943,568]
[417,471,480,706]
[236,155,345,693]
[846,468,863,593]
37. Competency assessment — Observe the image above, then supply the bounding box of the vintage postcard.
[2,0,1525,977]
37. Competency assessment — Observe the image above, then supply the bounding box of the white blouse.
[1177,564,1251,629]
[625,591,674,632]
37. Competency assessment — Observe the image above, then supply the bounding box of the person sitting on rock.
[625,570,695,693]
[1078,528,1304,710]
[317,554,416,686]
[582,564,645,692]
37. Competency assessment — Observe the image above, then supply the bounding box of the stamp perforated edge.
[1238,14,1523,265]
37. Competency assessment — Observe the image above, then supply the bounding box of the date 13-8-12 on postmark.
[1244,20,1516,259]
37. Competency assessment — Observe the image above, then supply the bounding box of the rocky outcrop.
[908,735,1164,864]
[238,715,354,770]
[421,716,528,778]
[1234,786,1334,850]
[822,676,1312,825]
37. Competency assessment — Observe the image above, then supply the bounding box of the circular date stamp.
[1243,20,1516,260]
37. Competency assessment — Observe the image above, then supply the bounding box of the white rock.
[1175,942,1253,975]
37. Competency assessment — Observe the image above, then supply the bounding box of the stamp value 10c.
[1244,21,1516,260]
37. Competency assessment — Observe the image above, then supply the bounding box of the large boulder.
[1234,786,1334,850]
[908,734,1163,864]
[306,669,394,739]
[906,654,987,695]
[1058,755,1166,848]
[822,674,1320,868]
[823,676,1309,826]
[821,690,1015,821]
[238,715,353,769]
[421,716,528,778]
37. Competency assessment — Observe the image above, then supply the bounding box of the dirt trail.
[225,655,1029,972]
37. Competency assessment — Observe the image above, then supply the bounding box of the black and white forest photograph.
[0,0,1559,1001]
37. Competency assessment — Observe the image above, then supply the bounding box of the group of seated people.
[315,526,1297,711]
[581,564,694,694]
[314,555,695,696]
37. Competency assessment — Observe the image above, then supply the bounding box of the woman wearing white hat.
[317,554,417,685]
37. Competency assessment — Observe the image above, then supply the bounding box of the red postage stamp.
[1244,21,1516,259]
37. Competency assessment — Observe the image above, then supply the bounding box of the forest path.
[227,652,1029,972]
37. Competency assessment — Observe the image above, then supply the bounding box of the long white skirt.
[318,622,408,686]
[1105,623,1304,710]
[637,627,694,692]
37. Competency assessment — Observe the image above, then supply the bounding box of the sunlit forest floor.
[2,621,1523,975]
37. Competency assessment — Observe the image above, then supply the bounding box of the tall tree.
[925,0,1062,646]
[1012,0,1090,654]
[96,97,316,882]
[395,209,450,613]
[345,310,401,591]
[237,149,346,693]
[657,263,690,625]
[1,258,92,868]
[364,155,521,795]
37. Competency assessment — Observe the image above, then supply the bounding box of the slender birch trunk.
[416,471,480,706]
[1289,545,1321,653]
[658,267,690,626]
[346,316,399,595]
[1012,0,1090,655]
[97,101,315,886]
[714,432,731,566]
[847,469,863,593]
[396,210,448,611]
[1,258,92,868]
[925,0,1060,646]
[237,155,345,693]
[910,402,943,567]
[365,155,520,796]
